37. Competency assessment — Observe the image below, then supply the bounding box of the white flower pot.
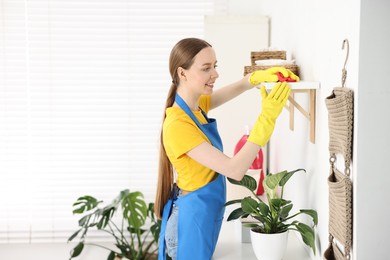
[250,230,289,260]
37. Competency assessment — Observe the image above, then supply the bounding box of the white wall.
[244,1,360,259]
[356,0,390,259]
[222,0,360,258]
[223,0,390,260]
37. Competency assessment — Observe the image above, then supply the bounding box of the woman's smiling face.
[182,46,219,96]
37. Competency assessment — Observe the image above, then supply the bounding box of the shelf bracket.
[262,82,319,144]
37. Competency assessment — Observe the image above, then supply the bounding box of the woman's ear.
[177,67,186,81]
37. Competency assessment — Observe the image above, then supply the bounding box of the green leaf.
[279,203,293,219]
[225,199,242,206]
[264,171,287,199]
[280,199,292,206]
[116,243,132,257]
[300,209,318,225]
[70,242,84,258]
[279,168,306,187]
[150,220,161,243]
[276,223,290,232]
[263,221,272,233]
[241,197,258,214]
[265,170,288,190]
[227,175,257,192]
[269,198,283,212]
[270,198,282,207]
[251,225,265,233]
[147,202,155,220]
[78,214,92,227]
[97,206,115,229]
[80,227,90,240]
[253,214,267,224]
[107,251,116,260]
[67,228,83,242]
[72,196,100,214]
[116,189,130,203]
[264,169,306,200]
[258,201,269,216]
[296,222,316,255]
[107,189,130,212]
[242,223,261,229]
[128,226,147,235]
[226,207,248,221]
[122,191,148,228]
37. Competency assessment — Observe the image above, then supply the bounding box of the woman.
[155,38,298,260]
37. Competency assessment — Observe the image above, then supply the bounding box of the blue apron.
[158,94,226,260]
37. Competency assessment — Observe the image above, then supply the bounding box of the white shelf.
[256,81,320,144]
[259,81,320,90]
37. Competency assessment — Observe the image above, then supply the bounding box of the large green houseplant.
[226,168,318,255]
[68,189,161,260]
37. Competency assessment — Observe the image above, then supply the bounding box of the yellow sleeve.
[162,104,216,191]
[198,95,211,113]
[163,113,208,160]
[163,96,211,160]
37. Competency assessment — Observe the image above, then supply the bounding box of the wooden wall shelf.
[259,82,320,143]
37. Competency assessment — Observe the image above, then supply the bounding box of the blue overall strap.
[173,94,226,260]
[175,94,223,151]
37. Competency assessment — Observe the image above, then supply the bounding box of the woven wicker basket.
[246,51,299,76]
[250,51,286,65]
[244,65,299,76]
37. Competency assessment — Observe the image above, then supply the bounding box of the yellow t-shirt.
[163,95,217,191]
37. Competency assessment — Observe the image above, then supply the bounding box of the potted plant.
[226,168,318,260]
[68,189,161,260]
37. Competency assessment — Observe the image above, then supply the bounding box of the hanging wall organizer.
[323,39,354,260]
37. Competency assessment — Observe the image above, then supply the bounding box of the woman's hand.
[249,67,300,86]
[247,82,291,147]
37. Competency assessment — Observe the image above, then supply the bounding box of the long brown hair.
[154,38,212,218]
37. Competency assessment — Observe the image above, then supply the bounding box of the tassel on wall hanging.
[323,39,354,260]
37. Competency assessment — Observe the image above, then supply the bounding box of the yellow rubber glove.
[249,67,300,85]
[247,82,291,147]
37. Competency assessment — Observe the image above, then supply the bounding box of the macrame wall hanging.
[323,39,354,260]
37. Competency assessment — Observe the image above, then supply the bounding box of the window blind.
[0,0,216,243]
